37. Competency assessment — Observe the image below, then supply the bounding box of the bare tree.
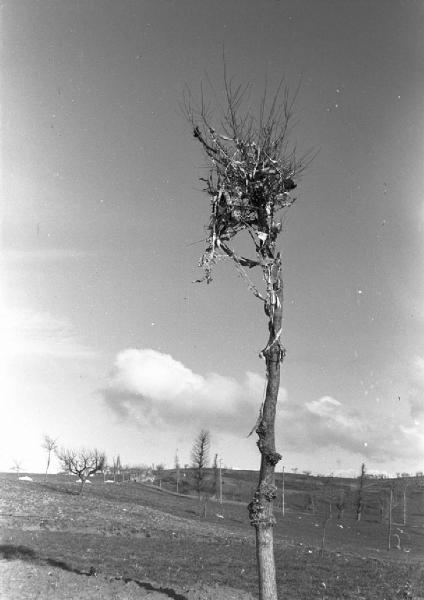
[111,455,122,482]
[307,492,316,514]
[42,435,58,481]
[185,72,311,600]
[11,460,22,479]
[101,458,109,482]
[356,462,366,521]
[175,450,181,493]
[155,463,165,488]
[57,448,106,494]
[191,429,210,496]
[335,491,347,521]
[212,453,219,498]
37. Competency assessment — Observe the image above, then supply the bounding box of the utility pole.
[175,449,180,494]
[403,486,406,526]
[219,458,223,504]
[387,486,393,550]
[401,482,408,526]
[282,466,285,517]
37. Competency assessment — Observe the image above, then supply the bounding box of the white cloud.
[306,396,341,416]
[111,348,203,398]
[102,348,273,434]
[305,396,361,431]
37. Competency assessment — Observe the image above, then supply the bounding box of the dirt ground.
[2,478,424,599]
[0,558,256,600]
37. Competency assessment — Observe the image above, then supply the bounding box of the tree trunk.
[387,487,393,550]
[356,463,365,521]
[248,285,283,600]
[320,511,331,557]
[45,453,50,482]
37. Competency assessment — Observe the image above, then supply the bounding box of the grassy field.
[1,473,423,599]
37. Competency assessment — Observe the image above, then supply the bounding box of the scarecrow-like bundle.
[194,125,297,282]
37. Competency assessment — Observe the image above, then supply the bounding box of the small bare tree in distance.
[57,448,106,494]
[356,462,366,522]
[42,435,58,481]
[213,453,219,498]
[11,460,22,479]
[112,454,122,482]
[175,450,181,493]
[191,429,210,496]
[336,490,347,521]
[185,70,311,600]
[155,463,165,488]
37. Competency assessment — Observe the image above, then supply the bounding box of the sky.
[1,0,424,477]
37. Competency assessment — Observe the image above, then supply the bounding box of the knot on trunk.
[259,482,278,501]
[256,441,281,466]
[256,421,267,439]
[248,490,277,527]
[266,450,282,466]
[248,494,263,525]
[261,342,286,363]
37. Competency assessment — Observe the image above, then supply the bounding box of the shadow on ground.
[38,483,81,496]
[0,544,187,600]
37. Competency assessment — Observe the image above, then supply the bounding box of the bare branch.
[57,447,106,494]
[42,435,58,453]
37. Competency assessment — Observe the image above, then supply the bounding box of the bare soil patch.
[0,559,255,599]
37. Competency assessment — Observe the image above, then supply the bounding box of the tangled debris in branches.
[185,77,310,283]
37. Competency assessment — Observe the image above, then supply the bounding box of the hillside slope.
[1,476,423,599]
